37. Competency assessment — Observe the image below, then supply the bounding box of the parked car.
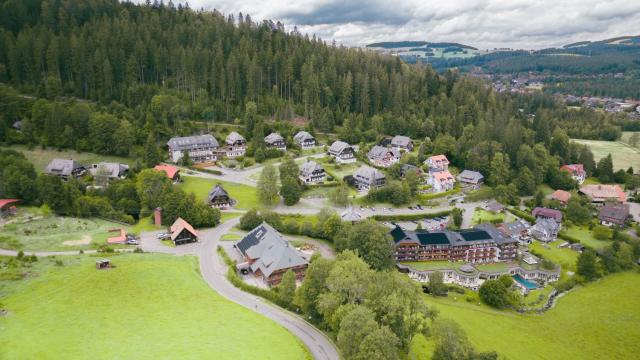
[157,233,168,240]
[126,239,139,245]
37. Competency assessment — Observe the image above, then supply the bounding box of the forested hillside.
[0,0,624,194]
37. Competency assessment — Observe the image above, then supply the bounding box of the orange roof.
[551,190,571,203]
[429,154,449,163]
[170,217,198,241]
[154,164,180,179]
[433,170,455,182]
[107,228,127,244]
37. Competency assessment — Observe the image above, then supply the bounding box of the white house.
[328,141,357,164]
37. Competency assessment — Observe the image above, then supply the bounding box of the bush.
[505,208,536,222]
[371,210,451,222]
[592,225,612,240]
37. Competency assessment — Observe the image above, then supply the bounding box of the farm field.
[0,208,131,251]
[1,145,134,172]
[179,176,259,210]
[421,272,640,359]
[620,131,639,148]
[0,254,310,359]
[571,138,640,170]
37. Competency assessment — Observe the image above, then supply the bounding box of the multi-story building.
[328,140,357,164]
[428,170,456,192]
[425,154,450,172]
[390,223,518,264]
[560,164,587,184]
[265,132,287,151]
[390,135,414,151]
[167,134,219,163]
[367,145,401,168]
[293,131,316,149]
[299,161,326,184]
[353,165,386,191]
[225,132,247,158]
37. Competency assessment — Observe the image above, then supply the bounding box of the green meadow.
[179,175,259,210]
[420,272,640,359]
[0,254,310,360]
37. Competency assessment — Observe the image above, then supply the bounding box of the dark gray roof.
[598,203,630,223]
[293,131,315,143]
[391,135,412,147]
[226,131,246,144]
[367,145,400,161]
[89,162,129,178]
[264,132,284,144]
[300,161,324,176]
[457,170,484,184]
[329,140,352,154]
[45,159,84,176]
[392,223,515,246]
[237,223,308,277]
[167,134,218,151]
[207,184,232,203]
[532,218,561,234]
[354,165,385,184]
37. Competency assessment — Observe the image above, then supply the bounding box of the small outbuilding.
[169,217,198,245]
[207,184,235,208]
[0,199,20,218]
[96,259,112,270]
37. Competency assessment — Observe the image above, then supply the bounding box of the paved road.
[196,218,340,360]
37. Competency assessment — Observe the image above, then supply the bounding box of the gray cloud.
[138,1,640,49]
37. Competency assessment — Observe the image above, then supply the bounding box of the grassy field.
[421,272,640,359]
[0,208,131,251]
[0,254,310,359]
[2,145,134,172]
[471,209,506,225]
[571,138,640,170]
[220,211,244,223]
[620,131,639,149]
[529,240,579,271]
[179,176,259,210]
[562,225,610,249]
[408,334,434,360]
[220,233,242,241]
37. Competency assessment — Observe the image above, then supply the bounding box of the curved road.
[0,217,340,360]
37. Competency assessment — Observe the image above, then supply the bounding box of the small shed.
[0,199,20,218]
[96,259,111,269]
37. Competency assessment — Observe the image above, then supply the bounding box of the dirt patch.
[63,234,91,246]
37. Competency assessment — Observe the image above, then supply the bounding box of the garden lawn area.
[220,233,242,241]
[471,209,505,226]
[408,334,434,360]
[321,160,363,180]
[0,210,131,251]
[401,261,465,272]
[421,272,640,359]
[474,262,511,273]
[562,225,610,250]
[129,216,161,234]
[2,145,134,172]
[0,254,310,359]
[179,175,259,210]
[620,131,639,149]
[536,184,555,196]
[571,138,640,170]
[220,211,243,223]
[529,240,579,271]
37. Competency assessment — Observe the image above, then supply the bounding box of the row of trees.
[0,149,219,227]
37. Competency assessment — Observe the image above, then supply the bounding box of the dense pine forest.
[0,0,626,193]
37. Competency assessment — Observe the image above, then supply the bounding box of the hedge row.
[216,246,289,307]
[190,166,223,175]
[371,210,451,222]
[505,207,536,222]
[419,187,461,201]
[557,231,581,244]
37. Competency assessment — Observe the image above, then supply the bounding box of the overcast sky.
[148,0,640,49]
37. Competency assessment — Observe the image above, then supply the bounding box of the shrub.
[371,210,451,222]
[54,259,64,266]
[133,247,144,253]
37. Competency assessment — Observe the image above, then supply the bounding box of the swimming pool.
[513,274,538,290]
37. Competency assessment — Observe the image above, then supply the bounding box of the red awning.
[0,199,20,210]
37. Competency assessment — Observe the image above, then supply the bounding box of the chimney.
[154,207,162,227]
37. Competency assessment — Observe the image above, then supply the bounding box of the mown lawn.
[0,254,310,360]
[2,145,134,172]
[471,209,506,225]
[563,225,610,250]
[529,240,579,272]
[179,176,259,210]
[420,272,640,359]
[571,138,640,170]
[0,209,131,251]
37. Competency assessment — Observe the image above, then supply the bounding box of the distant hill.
[367,41,477,50]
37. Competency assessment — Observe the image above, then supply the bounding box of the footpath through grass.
[421,272,640,359]
[0,254,310,360]
[179,176,259,210]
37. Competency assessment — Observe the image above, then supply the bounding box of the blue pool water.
[513,275,537,290]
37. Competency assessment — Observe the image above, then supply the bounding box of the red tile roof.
[154,164,180,179]
[560,164,586,176]
[551,190,571,203]
[170,217,198,241]
[0,199,20,209]
[579,184,626,203]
